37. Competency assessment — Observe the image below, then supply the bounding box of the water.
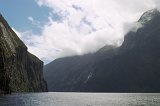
[0,93,160,106]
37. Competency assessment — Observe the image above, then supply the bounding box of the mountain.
[44,9,160,92]
[0,14,48,94]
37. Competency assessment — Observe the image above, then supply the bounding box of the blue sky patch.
[0,0,50,34]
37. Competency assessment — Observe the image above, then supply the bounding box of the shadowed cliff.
[0,14,48,94]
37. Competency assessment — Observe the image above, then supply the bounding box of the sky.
[0,0,160,64]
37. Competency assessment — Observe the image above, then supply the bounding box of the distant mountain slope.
[44,9,160,92]
[0,14,48,94]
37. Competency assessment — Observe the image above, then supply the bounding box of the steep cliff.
[0,14,47,94]
[44,9,160,92]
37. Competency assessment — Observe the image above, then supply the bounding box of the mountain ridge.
[44,9,160,92]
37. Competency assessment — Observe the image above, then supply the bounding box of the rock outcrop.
[0,14,47,94]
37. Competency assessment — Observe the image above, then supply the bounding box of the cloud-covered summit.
[14,0,160,63]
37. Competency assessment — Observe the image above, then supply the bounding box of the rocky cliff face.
[0,14,47,94]
[44,9,160,92]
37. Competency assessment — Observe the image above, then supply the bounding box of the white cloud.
[14,0,160,63]
[28,16,34,23]
[28,16,42,28]
[123,22,143,35]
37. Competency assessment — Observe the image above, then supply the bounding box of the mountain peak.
[139,8,160,24]
[44,9,160,92]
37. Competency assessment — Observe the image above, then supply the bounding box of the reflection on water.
[0,93,160,106]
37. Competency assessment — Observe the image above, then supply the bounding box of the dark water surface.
[0,92,160,106]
